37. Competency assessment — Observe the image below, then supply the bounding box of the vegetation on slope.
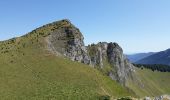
[0,20,134,100]
[1,19,170,99]
[133,64,170,72]
[126,67,170,97]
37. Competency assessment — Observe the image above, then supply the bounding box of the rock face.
[87,42,134,84]
[118,95,170,100]
[47,19,91,64]
[143,95,170,100]
[154,95,170,100]
[47,19,134,84]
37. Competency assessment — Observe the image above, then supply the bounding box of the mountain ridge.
[136,48,170,65]
[126,52,155,63]
[0,19,134,99]
[1,19,170,99]
[43,19,135,85]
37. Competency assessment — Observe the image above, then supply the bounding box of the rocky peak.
[47,20,91,64]
[87,42,134,84]
[46,19,134,85]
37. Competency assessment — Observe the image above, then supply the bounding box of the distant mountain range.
[136,49,170,65]
[127,49,170,66]
[126,52,155,63]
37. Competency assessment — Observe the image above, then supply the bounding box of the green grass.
[2,20,170,99]
[126,67,170,97]
[0,29,133,100]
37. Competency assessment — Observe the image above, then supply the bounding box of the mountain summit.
[41,19,135,85]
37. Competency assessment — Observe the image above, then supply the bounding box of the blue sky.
[0,0,170,54]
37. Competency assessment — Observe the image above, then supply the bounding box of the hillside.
[0,19,170,99]
[136,49,170,65]
[126,52,155,63]
[0,20,134,99]
[127,67,170,97]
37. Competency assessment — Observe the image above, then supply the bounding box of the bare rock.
[47,19,91,64]
[46,19,135,85]
[87,42,135,85]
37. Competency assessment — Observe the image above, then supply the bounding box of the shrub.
[99,95,110,100]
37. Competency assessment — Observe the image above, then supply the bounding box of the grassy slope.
[1,20,170,99]
[0,27,133,99]
[127,67,170,97]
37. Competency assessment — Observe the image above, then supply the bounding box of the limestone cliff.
[87,42,134,84]
[47,19,91,64]
[46,19,135,85]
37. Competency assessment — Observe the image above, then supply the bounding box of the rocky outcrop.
[46,19,134,85]
[143,95,170,100]
[47,19,91,64]
[117,95,170,100]
[154,95,170,100]
[87,42,135,84]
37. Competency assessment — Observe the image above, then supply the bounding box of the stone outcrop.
[143,95,170,100]
[47,19,91,64]
[87,42,134,84]
[46,19,134,85]
[117,95,170,100]
[154,95,170,100]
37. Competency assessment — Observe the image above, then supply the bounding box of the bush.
[99,95,110,100]
[117,97,132,100]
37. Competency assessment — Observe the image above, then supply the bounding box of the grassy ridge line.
[0,29,133,99]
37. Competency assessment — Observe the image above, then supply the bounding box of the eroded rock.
[46,19,135,85]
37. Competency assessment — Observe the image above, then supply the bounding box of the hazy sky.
[0,0,170,54]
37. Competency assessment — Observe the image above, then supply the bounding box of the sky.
[0,0,170,54]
